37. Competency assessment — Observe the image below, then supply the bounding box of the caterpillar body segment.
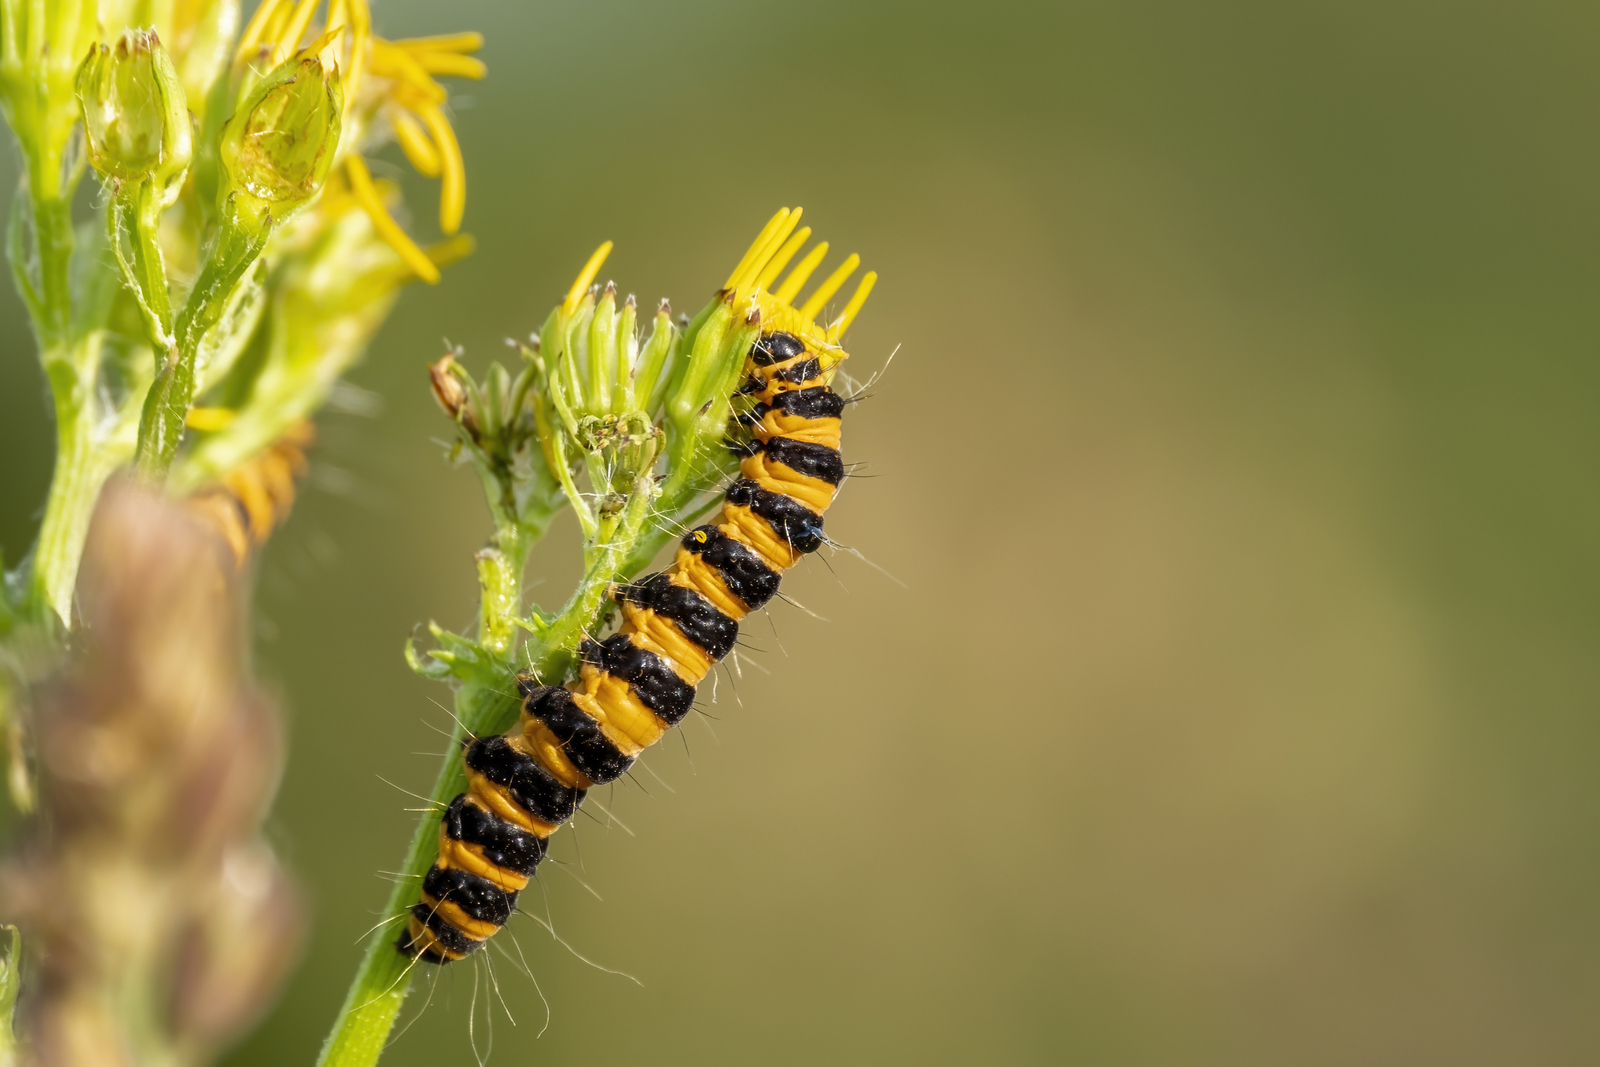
[403,212,875,963]
[185,421,314,568]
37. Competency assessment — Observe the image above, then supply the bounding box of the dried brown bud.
[429,354,479,437]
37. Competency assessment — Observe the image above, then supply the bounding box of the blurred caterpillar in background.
[401,216,877,963]
[186,421,315,568]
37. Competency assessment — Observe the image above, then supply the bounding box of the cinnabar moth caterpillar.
[401,214,876,963]
[186,420,314,568]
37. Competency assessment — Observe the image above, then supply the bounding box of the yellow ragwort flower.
[719,206,878,358]
[230,0,483,283]
[557,208,877,356]
[354,30,482,282]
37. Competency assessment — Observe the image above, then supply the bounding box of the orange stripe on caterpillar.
[186,421,315,567]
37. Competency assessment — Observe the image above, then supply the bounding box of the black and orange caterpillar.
[401,216,876,962]
[186,420,314,567]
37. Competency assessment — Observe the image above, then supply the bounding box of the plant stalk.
[28,338,108,630]
[109,178,174,349]
[317,471,652,1067]
[134,198,270,481]
[15,167,105,628]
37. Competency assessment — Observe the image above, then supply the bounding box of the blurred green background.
[4,0,1599,1063]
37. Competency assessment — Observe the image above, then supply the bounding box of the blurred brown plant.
[0,483,301,1067]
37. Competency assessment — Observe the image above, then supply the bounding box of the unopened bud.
[576,411,662,493]
[219,52,342,222]
[76,30,193,196]
[429,355,479,437]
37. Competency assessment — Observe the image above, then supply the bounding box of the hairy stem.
[109,178,174,349]
[317,473,651,1067]
[134,199,269,481]
[16,170,110,629]
[312,677,516,1067]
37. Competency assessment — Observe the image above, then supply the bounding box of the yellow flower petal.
[370,38,447,105]
[772,241,829,304]
[330,0,371,119]
[235,0,289,62]
[273,0,321,65]
[827,272,877,342]
[392,32,484,54]
[345,155,440,284]
[426,233,476,271]
[408,53,486,79]
[755,226,812,292]
[724,207,793,290]
[186,407,237,431]
[730,208,804,298]
[316,165,358,215]
[798,253,861,322]
[262,2,294,56]
[564,242,613,317]
[390,108,441,176]
[723,210,877,353]
[419,104,465,234]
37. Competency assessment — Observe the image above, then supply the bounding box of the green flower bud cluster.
[527,243,760,527]
[428,350,536,473]
[414,241,766,681]
[127,40,344,480]
[535,276,674,498]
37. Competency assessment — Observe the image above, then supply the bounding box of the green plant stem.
[28,191,73,347]
[318,473,649,1067]
[312,677,515,1067]
[29,337,105,630]
[134,197,269,481]
[15,168,106,629]
[109,178,174,348]
[0,924,19,1067]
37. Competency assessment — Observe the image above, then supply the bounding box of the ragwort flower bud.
[429,353,480,439]
[76,30,193,198]
[534,259,670,495]
[218,49,343,228]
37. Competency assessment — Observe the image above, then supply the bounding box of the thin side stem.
[134,197,270,481]
[108,178,174,349]
[312,677,515,1067]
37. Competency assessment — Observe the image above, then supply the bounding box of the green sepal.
[633,302,679,416]
[403,637,454,681]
